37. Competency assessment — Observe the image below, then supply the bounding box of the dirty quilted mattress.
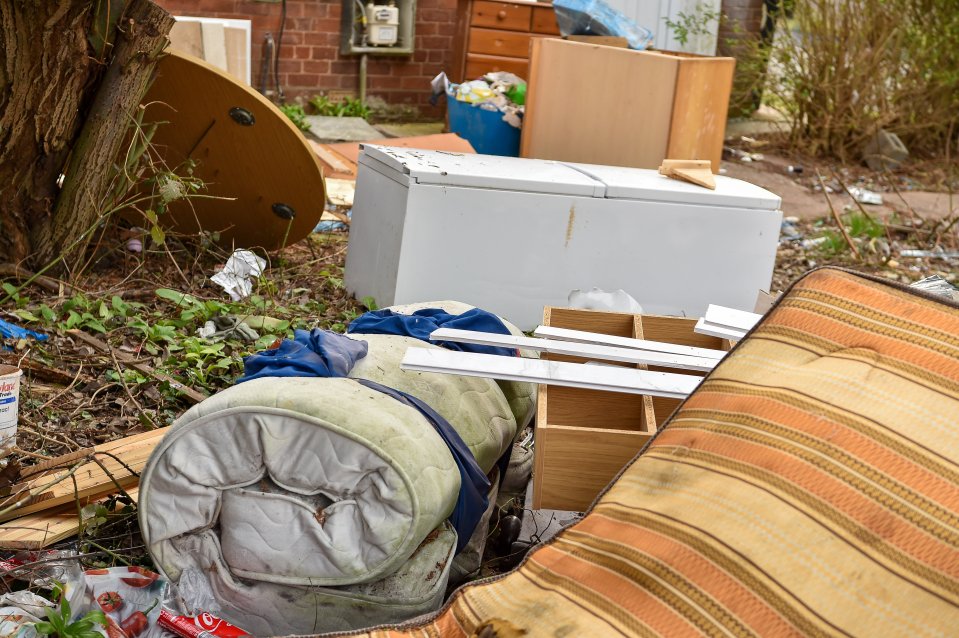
[140,336,519,633]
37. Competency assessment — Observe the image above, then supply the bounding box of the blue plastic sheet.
[552,0,654,50]
[348,308,517,357]
[239,328,368,383]
[0,318,48,342]
[238,329,488,551]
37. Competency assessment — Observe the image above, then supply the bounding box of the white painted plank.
[694,317,745,341]
[704,304,761,332]
[401,348,699,399]
[430,328,717,372]
[532,325,726,360]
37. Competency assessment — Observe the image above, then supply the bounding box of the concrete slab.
[375,121,446,138]
[305,115,384,142]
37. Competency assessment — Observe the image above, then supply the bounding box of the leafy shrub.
[736,0,959,159]
[309,95,371,119]
[279,103,310,131]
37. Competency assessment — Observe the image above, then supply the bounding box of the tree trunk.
[31,0,172,270]
[0,0,101,265]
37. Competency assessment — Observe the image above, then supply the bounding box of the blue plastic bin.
[446,98,521,157]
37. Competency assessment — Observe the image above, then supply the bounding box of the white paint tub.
[0,365,22,453]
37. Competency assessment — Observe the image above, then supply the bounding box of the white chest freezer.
[345,145,782,330]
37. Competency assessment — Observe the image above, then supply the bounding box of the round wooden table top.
[143,50,325,251]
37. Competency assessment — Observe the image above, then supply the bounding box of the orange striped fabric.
[339,268,959,637]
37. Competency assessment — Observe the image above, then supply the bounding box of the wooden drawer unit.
[532,307,730,512]
[471,1,532,31]
[531,6,560,34]
[469,27,533,57]
[454,0,559,82]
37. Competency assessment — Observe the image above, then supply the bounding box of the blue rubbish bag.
[553,0,654,50]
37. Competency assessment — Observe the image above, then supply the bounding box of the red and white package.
[157,610,251,638]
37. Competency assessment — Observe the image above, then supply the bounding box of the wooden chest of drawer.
[453,0,559,82]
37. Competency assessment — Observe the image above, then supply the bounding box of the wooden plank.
[223,26,248,84]
[430,328,717,372]
[19,449,94,480]
[465,53,529,80]
[470,1,532,32]
[200,22,228,71]
[69,330,207,404]
[670,166,716,189]
[532,325,726,360]
[330,133,476,164]
[168,21,204,58]
[704,304,761,332]
[0,489,139,550]
[401,348,699,398]
[521,40,678,166]
[0,429,166,523]
[694,318,745,341]
[469,27,534,58]
[632,315,658,434]
[308,139,352,174]
[452,0,473,82]
[666,57,736,173]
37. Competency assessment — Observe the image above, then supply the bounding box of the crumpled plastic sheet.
[210,250,266,301]
[0,319,47,342]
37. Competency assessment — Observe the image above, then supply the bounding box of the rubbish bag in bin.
[553,0,654,50]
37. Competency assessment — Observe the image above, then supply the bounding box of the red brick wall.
[154,0,457,110]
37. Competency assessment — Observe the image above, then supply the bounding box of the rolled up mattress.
[139,377,460,633]
[347,333,517,472]
[378,301,538,430]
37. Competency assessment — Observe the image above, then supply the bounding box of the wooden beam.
[0,488,139,549]
[400,348,699,399]
[430,328,717,372]
[531,325,726,360]
[0,428,166,523]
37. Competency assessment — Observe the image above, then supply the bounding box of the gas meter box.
[340,0,415,55]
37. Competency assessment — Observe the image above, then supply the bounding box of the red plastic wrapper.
[157,610,251,638]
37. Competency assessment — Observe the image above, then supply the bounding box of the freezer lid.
[565,162,782,210]
[360,145,606,197]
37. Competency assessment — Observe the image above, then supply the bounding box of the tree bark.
[0,0,101,265]
[30,0,173,270]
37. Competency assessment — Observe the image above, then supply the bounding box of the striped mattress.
[333,267,959,637]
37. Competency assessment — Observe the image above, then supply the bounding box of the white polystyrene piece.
[430,328,717,372]
[531,325,726,360]
[401,348,699,399]
[694,317,746,341]
[704,304,762,332]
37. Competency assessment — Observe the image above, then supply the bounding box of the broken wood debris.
[659,159,716,190]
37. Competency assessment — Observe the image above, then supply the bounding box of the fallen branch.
[0,264,74,296]
[817,170,862,261]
